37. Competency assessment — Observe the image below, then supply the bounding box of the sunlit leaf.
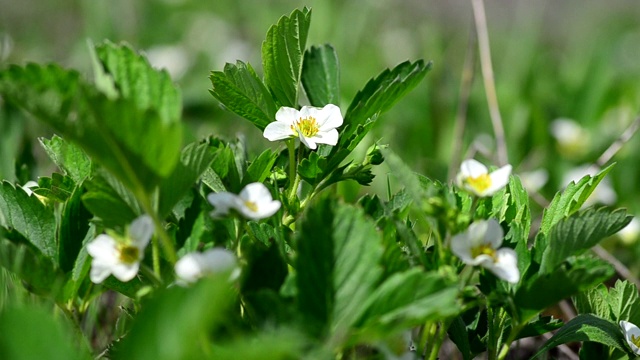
[302,44,340,107]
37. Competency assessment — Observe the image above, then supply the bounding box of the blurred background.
[1,0,640,264]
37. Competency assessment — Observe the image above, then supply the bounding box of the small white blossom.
[86,215,153,284]
[451,219,520,284]
[619,217,640,245]
[620,320,640,355]
[550,118,590,157]
[263,104,343,150]
[456,159,512,197]
[207,182,281,220]
[175,248,239,284]
[519,169,549,194]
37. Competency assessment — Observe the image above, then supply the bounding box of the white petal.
[263,121,295,141]
[317,104,343,130]
[87,235,118,261]
[110,262,140,282]
[89,262,113,284]
[274,106,299,124]
[620,321,640,355]
[485,165,512,196]
[207,192,240,218]
[483,219,504,248]
[298,134,317,149]
[129,215,154,249]
[451,232,475,264]
[239,182,272,203]
[200,248,238,273]
[485,248,520,284]
[459,159,488,178]
[312,128,339,146]
[175,253,204,283]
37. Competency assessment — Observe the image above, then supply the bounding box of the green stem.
[288,143,303,203]
[428,321,450,360]
[496,323,524,360]
[138,192,176,268]
[286,139,297,199]
[139,264,163,287]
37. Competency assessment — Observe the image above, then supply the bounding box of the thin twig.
[471,0,508,166]
[593,245,640,288]
[594,114,640,169]
[448,21,477,181]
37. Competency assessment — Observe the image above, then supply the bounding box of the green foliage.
[531,314,628,359]
[0,181,56,259]
[539,207,631,273]
[262,7,311,107]
[39,135,91,183]
[209,61,278,130]
[0,305,91,360]
[302,44,340,107]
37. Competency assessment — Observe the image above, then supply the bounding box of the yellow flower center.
[471,244,497,262]
[291,117,319,138]
[244,201,258,212]
[632,334,640,348]
[465,174,492,193]
[118,244,140,264]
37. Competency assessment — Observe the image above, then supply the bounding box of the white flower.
[263,104,343,150]
[86,215,153,284]
[550,118,590,157]
[456,159,512,197]
[451,219,520,284]
[207,182,281,220]
[619,217,640,245]
[175,248,239,284]
[620,320,640,355]
[519,169,549,194]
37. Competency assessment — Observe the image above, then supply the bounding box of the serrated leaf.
[355,268,460,333]
[608,280,640,325]
[0,181,56,259]
[448,316,473,360]
[517,316,563,340]
[244,149,278,185]
[531,314,627,359]
[302,44,340,107]
[58,182,91,273]
[574,284,612,320]
[113,276,235,360]
[209,61,278,130]
[540,207,631,273]
[298,151,327,185]
[539,164,614,236]
[262,7,312,107]
[516,256,614,320]
[94,41,181,124]
[295,198,383,338]
[0,63,183,193]
[39,135,91,183]
[35,173,76,203]
[158,142,216,217]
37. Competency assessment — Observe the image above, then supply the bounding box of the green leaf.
[516,316,563,340]
[113,276,235,360]
[448,316,473,360]
[608,280,640,324]
[0,305,91,360]
[531,314,627,359]
[0,181,56,259]
[298,151,327,185]
[58,182,91,273]
[209,328,305,360]
[94,41,181,124]
[0,239,65,297]
[209,61,278,130]
[516,256,615,320]
[0,63,183,193]
[539,164,614,236]
[355,268,460,332]
[244,149,278,185]
[301,44,340,107]
[82,174,139,227]
[34,173,76,203]
[574,284,612,320]
[295,198,384,338]
[540,207,631,273]
[39,135,91,183]
[158,142,216,217]
[262,7,312,107]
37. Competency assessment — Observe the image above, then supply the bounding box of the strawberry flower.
[456,159,512,197]
[263,104,343,150]
[207,182,281,220]
[175,248,239,285]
